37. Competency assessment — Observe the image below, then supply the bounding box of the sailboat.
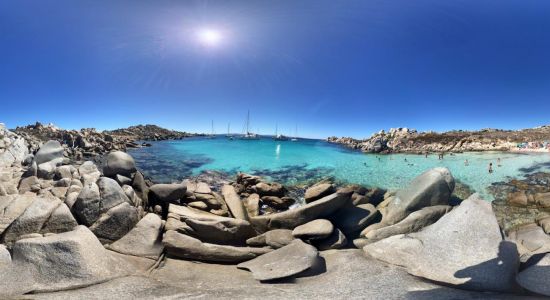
[240,110,259,140]
[291,124,298,141]
[226,123,233,140]
[208,120,216,139]
[273,123,289,141]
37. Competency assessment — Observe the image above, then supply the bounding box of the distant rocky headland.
[328,125,550,153]
[1,121,550,298]
[13,122,201,161]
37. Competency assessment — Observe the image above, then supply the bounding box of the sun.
[196,28,223,47]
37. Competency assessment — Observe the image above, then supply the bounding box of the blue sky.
[1,0,550,139]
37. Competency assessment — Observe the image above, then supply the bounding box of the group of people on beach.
[516,141,550,151]
[365,152,503,174]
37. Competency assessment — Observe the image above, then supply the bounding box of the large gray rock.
[222,185,247,220]
[97,177,130,213]
[382,167,454,225]
[362,205,451,242]
[508,223,550,261]
[167,204,256,245]
[517,253,550,296]
[0,194,35,234]
[250,192,351,232]
[78,161,101,182]
[0,125,28,167]
[183,218,257,245]
[244,193,260,217]
[292,219,334,240]
[247,229,295,249]
[102,151,136,177]
[305,183,335,203]
[163,230,271,263]
[37,162,56,179]
[34,140,64,165]
[89,202,139,242]
[2,196,61,244]
[40,202,78,234]
[330,203,380,237]
[149,183,186,203]
[109,213,164,259]
[11,225,130,293]
[0,244,10,264]
[314,227,347,250]
[237,239,319,281]
[72,181,101,226]
[363,194,519,292]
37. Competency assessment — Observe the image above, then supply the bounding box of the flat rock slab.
[163,230,271,263]
[364,194,519,292]
[292,219,334,240]
[237,239,319,281]
[250,192,350,232]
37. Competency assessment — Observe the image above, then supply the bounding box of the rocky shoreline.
[13,122,201,161]
[328,125,550,153]
[1,123,550,298]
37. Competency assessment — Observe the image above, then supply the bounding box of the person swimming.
[489,162,493,174]
[497,157,502,167]
[464,159,469,166]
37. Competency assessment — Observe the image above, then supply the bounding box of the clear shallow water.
[128,137,550,200]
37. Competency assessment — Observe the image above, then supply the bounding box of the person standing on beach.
[489,163,494,174]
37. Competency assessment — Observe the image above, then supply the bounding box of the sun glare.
[197,28,223,47]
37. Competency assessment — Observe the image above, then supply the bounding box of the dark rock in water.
[237,239,320,281]
[102,151,136,177]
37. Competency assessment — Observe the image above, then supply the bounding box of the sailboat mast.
[246,110,250,134]
[275,123,278,136]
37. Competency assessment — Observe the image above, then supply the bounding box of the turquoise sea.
[128,136,550,200]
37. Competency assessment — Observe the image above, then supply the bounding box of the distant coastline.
[327,126,550,154]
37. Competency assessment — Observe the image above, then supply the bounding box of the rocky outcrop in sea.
[1,123,549,298]
[328,125,550,153]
